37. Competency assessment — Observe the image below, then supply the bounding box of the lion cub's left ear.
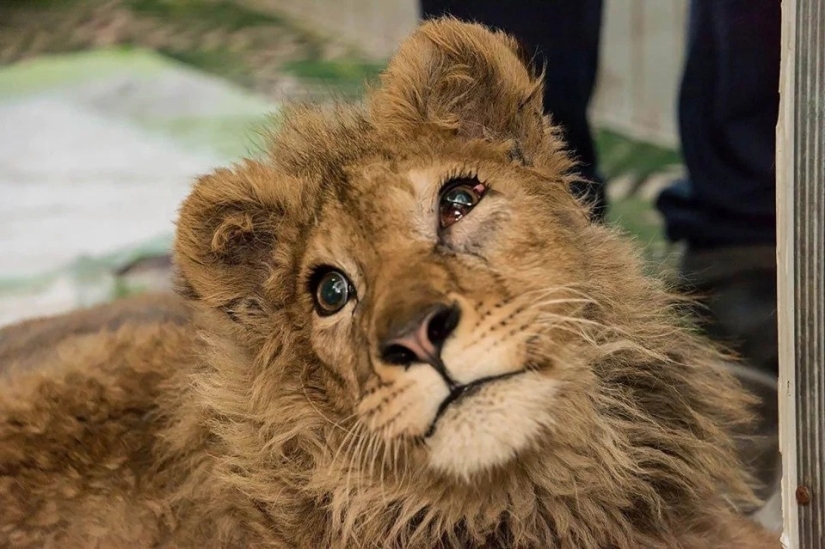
[370,17,551,164]
[173,161,306,328]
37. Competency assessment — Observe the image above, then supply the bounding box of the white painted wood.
[776,0,799,544]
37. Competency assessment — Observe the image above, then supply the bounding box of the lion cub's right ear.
[173,160,304,322]
[370,17,551,166]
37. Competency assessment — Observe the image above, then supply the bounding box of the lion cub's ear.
[370,17,548,163]
[173,161,303,323]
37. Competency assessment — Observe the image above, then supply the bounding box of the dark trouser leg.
[657,0,780,249]
[656,0,781,505]
[420,0,607,220]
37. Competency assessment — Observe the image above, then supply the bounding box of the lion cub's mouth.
[424,370,526,438]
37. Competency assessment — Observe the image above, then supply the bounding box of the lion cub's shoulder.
[0,292,190,377]
[0,293,197,548]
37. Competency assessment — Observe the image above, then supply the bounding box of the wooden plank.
[778,0,825,546]
[777,0,799,542]
[793,0,825,542]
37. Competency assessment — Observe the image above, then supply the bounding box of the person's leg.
[659,0,780,373]
[658,0,780,251]
[420,0,607,220]
[656,0,781,505]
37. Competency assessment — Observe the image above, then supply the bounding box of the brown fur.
[0,18,779,549]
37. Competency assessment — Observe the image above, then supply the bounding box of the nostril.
[378,303,461,368]
[381,343,419,366]
[426,304,461,349]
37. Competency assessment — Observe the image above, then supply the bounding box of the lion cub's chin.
[425,372,560,480]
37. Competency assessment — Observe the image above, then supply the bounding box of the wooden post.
[777,0,824,547]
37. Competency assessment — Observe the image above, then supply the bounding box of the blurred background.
[0,0,687,327]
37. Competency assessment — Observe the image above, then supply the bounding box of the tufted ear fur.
[369,17,549,165]
[173,160,307,325]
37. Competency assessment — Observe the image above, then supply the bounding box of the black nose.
[380,303,461,367]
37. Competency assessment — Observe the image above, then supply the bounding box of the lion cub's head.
[171,17,755,546]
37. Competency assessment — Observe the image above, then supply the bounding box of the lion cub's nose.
[380,304,461,368]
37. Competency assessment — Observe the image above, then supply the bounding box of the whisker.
[537,312,605,328]
[368,429,381,481]
[515,282,588,300]
[301,380,354,436]
[354,428,374,495]
[392,435,402,480]
[345,422,368,498]
[378,434,390,503]
[330,412,362,471]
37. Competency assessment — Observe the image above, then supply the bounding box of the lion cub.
[0,17,779,549]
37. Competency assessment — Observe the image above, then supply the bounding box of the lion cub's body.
[1,18,778,549]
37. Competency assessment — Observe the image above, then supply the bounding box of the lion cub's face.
[302,153,587,478]
[176,19,593,481]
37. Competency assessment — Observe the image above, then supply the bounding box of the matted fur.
[0,18,778,549]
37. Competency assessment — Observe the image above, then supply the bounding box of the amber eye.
[312,269,354,316]
[439,177,487,228]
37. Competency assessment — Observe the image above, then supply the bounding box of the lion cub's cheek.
[426,372,559,479]
[440,295,535,384]
[357,367,450,439]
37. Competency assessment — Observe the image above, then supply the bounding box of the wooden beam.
[778,0,824,546]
